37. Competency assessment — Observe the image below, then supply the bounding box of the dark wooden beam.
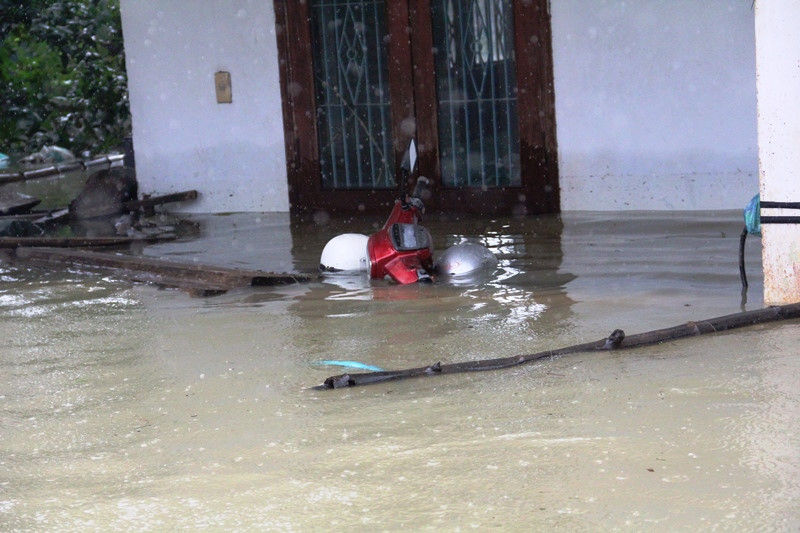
[8,247,313,296]
[274,0,322,213]
[408,0,442,209]
[514,0,560,213]
[124,190,198,212]
[385,0,417,190]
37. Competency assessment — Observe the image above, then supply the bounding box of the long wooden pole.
[317,303,800,389]
[0,154,125,186]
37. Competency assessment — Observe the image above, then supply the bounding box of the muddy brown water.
[1,211,798,530]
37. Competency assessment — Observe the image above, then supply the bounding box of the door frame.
[273,0,559,215]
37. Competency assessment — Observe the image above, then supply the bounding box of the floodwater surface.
[1,211,798,530]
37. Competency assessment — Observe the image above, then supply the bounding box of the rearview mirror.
[400,139,417,175]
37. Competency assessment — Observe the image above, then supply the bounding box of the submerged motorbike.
[319,140,496,284]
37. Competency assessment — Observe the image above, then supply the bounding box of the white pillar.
[755,1,800,304]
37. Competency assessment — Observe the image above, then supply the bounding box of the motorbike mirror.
[400,139,417,174]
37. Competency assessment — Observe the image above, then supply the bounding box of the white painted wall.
[551,0,758,210]
[755,1,800,305]
[120,0,288,213]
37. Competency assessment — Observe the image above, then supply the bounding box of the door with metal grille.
[310,0,394,191]
[431,0,519,189]
[275,0,558,214]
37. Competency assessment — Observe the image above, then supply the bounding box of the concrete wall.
[551,0,758,210]
[120,0,289,213]
[755,1,800,305]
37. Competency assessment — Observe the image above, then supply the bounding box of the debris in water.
[313,360,385,372]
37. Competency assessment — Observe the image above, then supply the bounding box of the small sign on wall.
[214,71,232,103]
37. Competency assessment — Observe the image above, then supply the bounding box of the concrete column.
[755,1,800,304]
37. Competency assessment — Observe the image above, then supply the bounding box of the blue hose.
[313,360,385,372]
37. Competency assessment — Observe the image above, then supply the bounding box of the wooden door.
[274,0,558,215]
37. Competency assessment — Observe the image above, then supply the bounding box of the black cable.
[739,200,800,294]
[760,216,800,224]
[739,227,748,289]
[760,201,800,209]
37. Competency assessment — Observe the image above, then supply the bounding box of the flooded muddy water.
[1,211,798,530]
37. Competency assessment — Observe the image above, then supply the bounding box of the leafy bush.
[0,0,130,157]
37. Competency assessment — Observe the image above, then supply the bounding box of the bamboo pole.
[317,303,800,390]
[0,154,125,186]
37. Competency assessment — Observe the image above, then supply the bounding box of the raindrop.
[288,81,302,98]
[400,117,416,136]
[313,210,330,226]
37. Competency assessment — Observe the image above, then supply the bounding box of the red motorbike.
[320,140,495,284]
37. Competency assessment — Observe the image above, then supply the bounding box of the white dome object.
[435,242,497,276]
[320,233,370,272]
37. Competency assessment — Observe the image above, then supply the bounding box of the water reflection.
[278,214,578,381]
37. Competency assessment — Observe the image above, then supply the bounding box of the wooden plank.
[124,190,198,210]
[10,247,313,295]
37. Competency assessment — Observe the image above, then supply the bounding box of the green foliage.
[0,0,130,157]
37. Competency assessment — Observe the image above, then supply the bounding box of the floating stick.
[317,303,800,390]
